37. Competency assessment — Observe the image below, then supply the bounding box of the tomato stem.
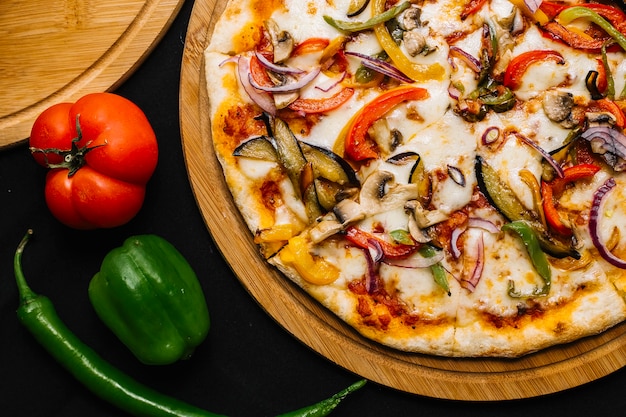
[29,115,106,177]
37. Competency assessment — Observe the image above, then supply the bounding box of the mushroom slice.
[405,199,449,229]
[586,111,617,127]
[359,170,418,215]
[404,29,427,57]
[542,91,573,123]
[401,6,422,30]
[333,198,366,225]
[367,119,403,155]
[265,19,294,63]
[407,207,432,243]
[310,213,345,243]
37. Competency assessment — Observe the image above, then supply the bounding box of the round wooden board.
[179,0,626,401]
[0,0,185,148]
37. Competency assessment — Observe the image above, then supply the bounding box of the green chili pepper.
[419,245,451,296]
[89,234,210,365]
[501,221,552,298]
[324,1,410,33]
[13,230,365,417]
[558,7,626,51]
[275,379,366,417]
[14,230,224,417]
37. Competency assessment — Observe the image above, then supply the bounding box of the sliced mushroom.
[265,71,300,108]
[265,19,294,63]
[403,29,427,57]
[309,213,345,243]
[586,111,617,127]
[405,199,449,229]
[543,90,574,123]
[401,6,422,30]
[367,119,403,155]
[407,209,432,243]
[359,171,419,215]
[333,198,366,225]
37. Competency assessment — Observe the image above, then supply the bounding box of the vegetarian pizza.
[203,0,626,357]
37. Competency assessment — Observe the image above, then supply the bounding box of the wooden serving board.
[180,0,626,401]
[0,0,184,148]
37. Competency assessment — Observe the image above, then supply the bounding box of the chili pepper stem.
[14,229,37,304]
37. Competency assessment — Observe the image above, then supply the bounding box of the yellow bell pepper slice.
[279,234,340,285]
[371,0,445,83]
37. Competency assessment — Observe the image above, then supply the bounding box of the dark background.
[2,1,626,416]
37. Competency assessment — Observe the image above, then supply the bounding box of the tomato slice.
[344,85,429,161]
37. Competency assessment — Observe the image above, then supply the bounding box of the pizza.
[203,0,626,357]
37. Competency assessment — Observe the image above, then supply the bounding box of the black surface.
[2,1,626,416]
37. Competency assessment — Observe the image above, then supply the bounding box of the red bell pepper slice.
[541,181,573,237]
[291,38,331,57]
[541,21,606,51]
[594,57,609,94]
[541,163,601,236]
[460,0,488,20]
[539,3,626,51]
[345,226,420,259]
[549,163,601,195]
[249,53,274,87]
[288,87,354,114]
[344,85,429,161]
[503,50,565,90]
[539,1,567,19]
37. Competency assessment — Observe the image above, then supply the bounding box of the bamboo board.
[0,0,184,148]
[179,0,626,401]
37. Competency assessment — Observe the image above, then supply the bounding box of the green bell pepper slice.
[501,221,552,298]
[89,235,210,365]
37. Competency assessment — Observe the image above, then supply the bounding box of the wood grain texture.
[0,0,184,148]
[179,0,626,400]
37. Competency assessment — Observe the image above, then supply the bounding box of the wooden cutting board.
[179,0,626,401]
[0,0,184,148]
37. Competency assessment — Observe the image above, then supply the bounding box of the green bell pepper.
[89,235,210,365]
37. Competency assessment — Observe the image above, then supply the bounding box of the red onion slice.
[589,177,626,269]
[450,227,465,259]
[524,0,543,14]
[482,126,501,145]
[362,245,382,293]
[236,56,277,115]
[468,217,500,233]
[315,71,347,92]
[448,83,462,100]
[582,126,626,171]
[254,50,305,74]
[344,51,414,84]
[514,132,565,178]
[448,46,482,74]
[461,232,485,292]
[249,67,321,93]
[367,238,385,263]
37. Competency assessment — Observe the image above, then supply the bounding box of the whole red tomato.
[29,93,158,229]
